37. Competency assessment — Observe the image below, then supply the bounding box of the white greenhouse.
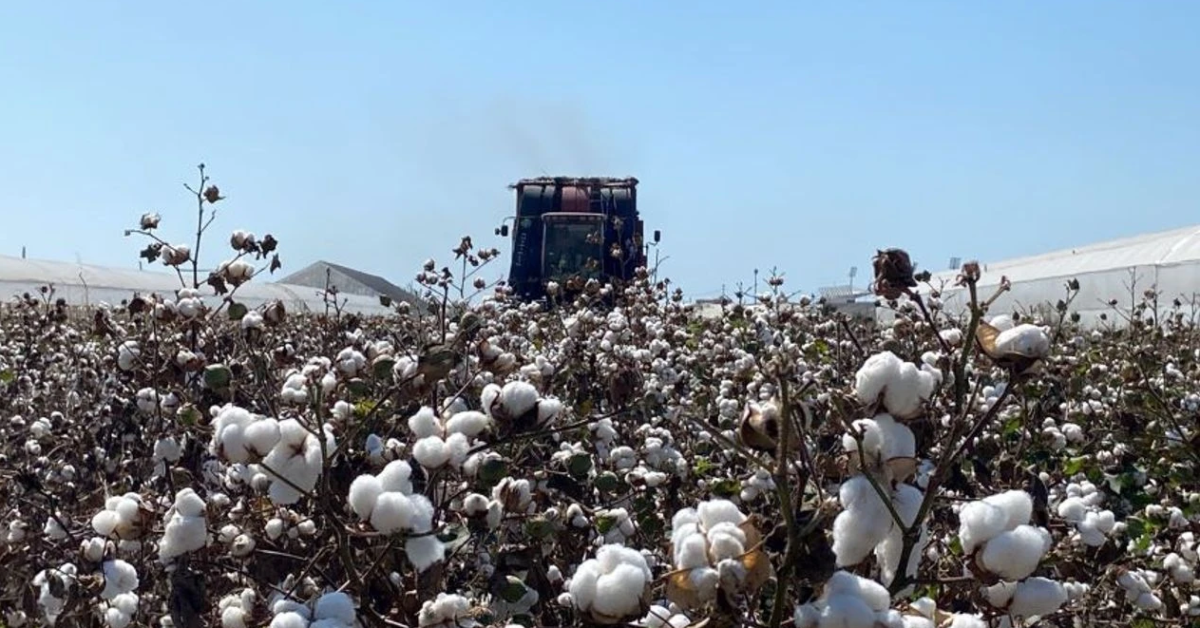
[0,254,399,317]
[903,223,1200,327]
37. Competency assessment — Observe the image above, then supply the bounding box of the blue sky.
[2,1,1198,300]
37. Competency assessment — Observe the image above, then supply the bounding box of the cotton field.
[2,193,1199,628]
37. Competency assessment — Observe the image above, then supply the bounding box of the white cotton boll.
[979,525,1051,580]
[218,525,241,544]
[824,570,892,613]
[946,616,987,628]
[228,534,255,557]
[500,380,540,417]
[348,475,384,521]
[269,611,309,628]
[1056,497,1088,523]
[984,490,1032,530]
[105,608,131,628]
[706,525,747,562]
[984,581,1017,608]
[92,510,120,537]
[413,436,451,469]
[696,499,747,530]
[444,410,491,437]
[377,460,413,494]
[297,519,317,536]
[265,518,285,540]
[794,604,820,628]
[101,559,139,599]
[537,397,564,425]
[408,407,441,439]
[314,592,356,625]
[174,489,205,519]
[819,594,876,628]
[244,419,282,457]
[1009,577,1067,618]
[445,432,471,468]
[958,501,1012,555]
[405,534,445,572]
[481,383,502,414]
[82,537,108,562]
[994,324,1050,359]
[221,607,248,628]
[674,533,709,570]
[833,477,894,566]
[874,413,916,459]
[370,492,415,534]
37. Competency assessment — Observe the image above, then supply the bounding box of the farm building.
[278,261,422,309]
[0,254,398,316]
[904,223,1200,327]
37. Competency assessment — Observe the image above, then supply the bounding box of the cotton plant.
[955,490,1070,621]
[664,498,771,610]
[831,354,935,590]
[566,543,654,623]
[793,571,987,628]
[346,460,445,571]
[207,403,337,505]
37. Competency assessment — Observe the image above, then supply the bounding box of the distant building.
[278,261,423,308]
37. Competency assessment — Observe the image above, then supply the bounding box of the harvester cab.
[496,177,656,302]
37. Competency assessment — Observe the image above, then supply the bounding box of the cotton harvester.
[496,176,659,302]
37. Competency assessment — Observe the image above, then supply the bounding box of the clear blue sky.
[2,1,1198,299]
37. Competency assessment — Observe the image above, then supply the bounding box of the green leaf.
[499,576,529,603]
[479,458,508,487]
[524,516,555,539]
[372,357,395,380]
[227,301,248,321]
[178,404,202,427]
[204,364,232,389]
[354,399,377,418]
[594,471,619,493]
[709,478,741,498]
[567,453,593,478]
[0,369,14,384]
[1063,456,1087,476]
[595,515,616,535]
[346,378,370,398]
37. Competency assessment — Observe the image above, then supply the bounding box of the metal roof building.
[0,254,397,316]
[913,223,1200,326]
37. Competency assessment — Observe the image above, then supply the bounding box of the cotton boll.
[445,432,471,468]
[413,436,451,469]
[696,499,747,530]
[444,410,491,437]
[823,570,891,613]
[957,500,1011,555]
[500,381,540,417]
[243,419,282,458]
[408,407,441,439]
[268,611,309,628]
[978,525,1052,580]
[983,490,1032,530]
[571,544,651,622]
[994,324,1050,359]
[833,477,894,566]
[370,492,415,534]
[101,559,139,599]
[405,534,445,572]
[1056,496,1088,523]
[265,518,285,540]
[818,593,876,628]
[314,592,356,625]
[348,475,384,521]
[1008,577,1067,618]
[377,460,414,494]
